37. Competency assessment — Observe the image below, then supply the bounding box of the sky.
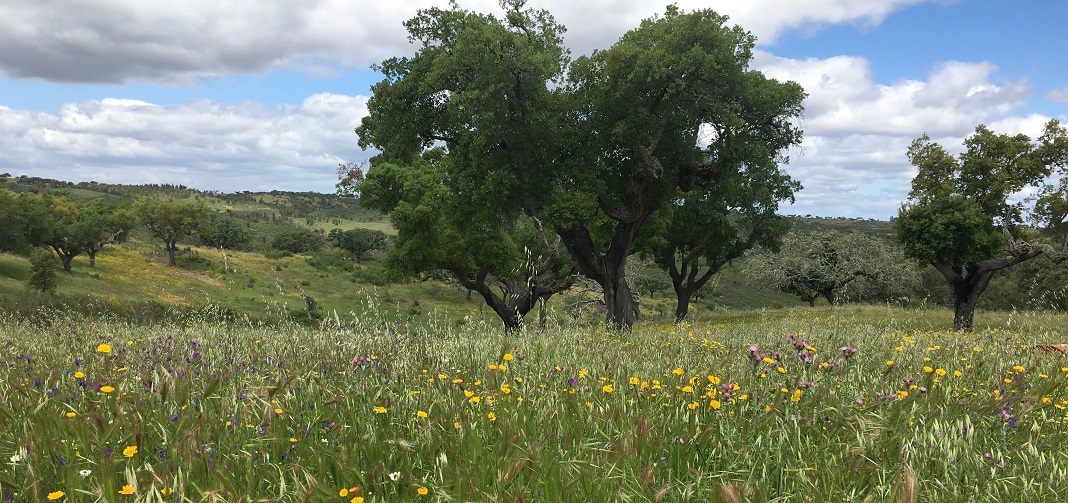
[1,0,1066,220]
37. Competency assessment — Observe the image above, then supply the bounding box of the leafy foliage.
[351,2,576,331]
[353,2,805,330]
[749,230,914,306]
[272,229,326,254]
[327,228,390,263]
[134,197,211,266]
[642,164,798,320]
[199,214,253,251]
[0,189,64,255]
[897,120,1068,330]
[27,248,57,293]
[550,6,804,329]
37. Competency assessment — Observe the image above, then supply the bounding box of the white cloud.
[706,0,941,43]
[1047,86,1068,103]
[756,52,1038,219]
[984,114,1059,143]
[0,47,1046,219]
[0,0,944,84]
[0,94,369,192]
[2,0,1046,220]
[755,53,1031,137]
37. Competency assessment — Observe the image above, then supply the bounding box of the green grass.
[0,240,799,332]
[0,244,492,329]
[2,305,1068,501]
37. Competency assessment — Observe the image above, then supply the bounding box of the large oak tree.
[897,121,1068,331]
[352,2,804,331]
[551,6,805,329]
[349,1,575,331]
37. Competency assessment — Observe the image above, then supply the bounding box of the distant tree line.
[0,189,392,292]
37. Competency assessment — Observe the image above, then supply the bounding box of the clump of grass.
[1,305,1067,501]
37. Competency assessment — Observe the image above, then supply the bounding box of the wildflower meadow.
[2,305,1068,502]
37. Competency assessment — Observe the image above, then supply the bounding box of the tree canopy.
[327,227,390,263]
[748,230,912,307]
[134,197,210,266]
[350,2,805,331]
[0,189,65,255]
[548,6,804,329]
[897,120,1068,331]
[348,1,575,331]
[642,163,797,321]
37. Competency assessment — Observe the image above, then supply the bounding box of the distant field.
[1,306,1066,501]
[302,219,396,235]
[0,237,801,331]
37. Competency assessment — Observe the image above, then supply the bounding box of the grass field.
[0,238,800,333]
[2,305,1067,501]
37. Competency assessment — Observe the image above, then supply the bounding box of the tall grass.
[1,305,1067,501]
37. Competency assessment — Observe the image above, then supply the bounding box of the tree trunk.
[949,270,994,332]
[935,263,997,332]
[821,289,837,306]
[49,245,77,272]
[87,249,97,268]
[483,291,526,333]
[165,239,178,266]
[953,297,977,332]
[674,288,693,323]
[604,274,636,330]
[557,221,645,331]
[453,270,564,333]
[668,255,718,323]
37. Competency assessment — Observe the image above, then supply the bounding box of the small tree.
[644,165,797,322]
[897,121,1068,331]
[626,257,671,300]
[200,215,253,251]
[28,248,58,294]
[63,198,134,269]
[748,230,904,307]
[327,228,390,263]
[272,229,326,254]
[31,194,81,272]
[135,197,210,266]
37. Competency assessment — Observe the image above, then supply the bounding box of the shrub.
[272,229,326,254]
[307,249,356,273]
[352,266,388,286]
[27,248,57,294]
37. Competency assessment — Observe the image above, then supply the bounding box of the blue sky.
[1,0,1065,219]
[770,0,1068,115]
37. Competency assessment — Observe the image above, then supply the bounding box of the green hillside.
[3,173,1065,329]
